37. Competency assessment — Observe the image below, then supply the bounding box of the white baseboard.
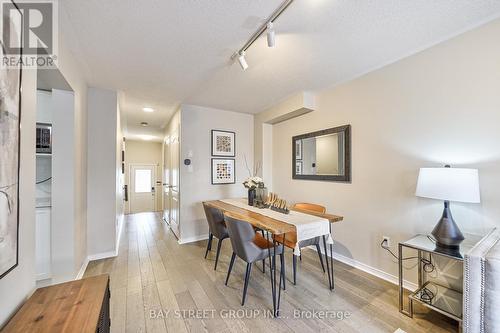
[88,251,117,261]
[75,250,117,280]
[178,234,209,245]
[75,256,89,280]
[310,246,418,291]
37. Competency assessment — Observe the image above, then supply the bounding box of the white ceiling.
[60,0,500,140]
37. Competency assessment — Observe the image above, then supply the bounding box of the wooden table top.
[203,200,344,235]
[2,274,109,333]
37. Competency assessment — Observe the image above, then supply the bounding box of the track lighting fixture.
[233,0,294,71]
[238,51,248,71]
[267,22,275,48]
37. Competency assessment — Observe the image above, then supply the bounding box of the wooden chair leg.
[214,238,223,270]
[316,243,326,272]
[242,263,252,306]
[204,233,213,259]
[293,253,297,285]
[225,252,236,285]
[262,259,265,273]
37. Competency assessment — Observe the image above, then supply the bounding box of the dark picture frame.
[211,130,235,157]
[0,0,23,279]
[211,158,236,185]
[292,125,351,182]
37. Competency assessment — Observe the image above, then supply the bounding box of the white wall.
[0,5,90,324]
[180,104,254,243]
[87,88,119,257]
[0,66,37,327]
[268,18,500,283]
[124,140,163,213]
[51,89,77,281]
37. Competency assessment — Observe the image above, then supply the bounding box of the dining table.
[203,198,344,317]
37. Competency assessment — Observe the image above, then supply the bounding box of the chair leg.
[262,259,265,273]
[316,244,326,273]
[204,233,213,259]
[280,253,286,290]
[214,238,223,270]
[225,252,236,285]
[293,254,297,285]
[242,263,252,306]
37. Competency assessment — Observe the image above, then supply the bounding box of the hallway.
[83,213,456,333]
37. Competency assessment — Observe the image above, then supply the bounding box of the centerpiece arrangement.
[243,176,264,206]
[266,192,290,214]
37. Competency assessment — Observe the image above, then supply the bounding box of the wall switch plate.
[382,236,391,249]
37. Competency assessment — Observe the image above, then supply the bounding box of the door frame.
[129,163,157,213]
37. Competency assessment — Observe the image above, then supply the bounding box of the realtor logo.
[1,0,58,68]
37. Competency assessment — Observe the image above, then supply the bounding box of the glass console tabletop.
[400,233,484,261]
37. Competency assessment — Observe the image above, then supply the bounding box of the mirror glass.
[293,125,351,182]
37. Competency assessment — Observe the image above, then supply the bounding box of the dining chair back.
[224,214,284,305]
[292,203,326,214]
[202,203,229,270]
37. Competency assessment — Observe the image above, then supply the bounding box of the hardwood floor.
[83,212,458,333]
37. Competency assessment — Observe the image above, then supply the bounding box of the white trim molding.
[178,234,209,245]
[310,246,418,291]
[75,250,118,280]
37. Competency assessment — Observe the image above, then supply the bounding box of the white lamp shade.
[416,167,480,203]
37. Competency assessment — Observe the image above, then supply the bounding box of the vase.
[248,188,256,206]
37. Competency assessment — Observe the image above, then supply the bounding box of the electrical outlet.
[381,236,391,249]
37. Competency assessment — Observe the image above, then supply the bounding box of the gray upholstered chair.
[203,203,229,270]
[224,214,284,306]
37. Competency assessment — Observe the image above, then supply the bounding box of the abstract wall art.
[0,0,23,279]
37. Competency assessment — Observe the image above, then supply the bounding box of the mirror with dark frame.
[292,125,351,182]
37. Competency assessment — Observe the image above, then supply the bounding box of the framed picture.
[211,130,235,157]
[211,159,235,185]
[0,0,23,279]
[295,161,303,175]
[295,139,302,160]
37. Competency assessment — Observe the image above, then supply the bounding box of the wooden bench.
[2,274,110,333]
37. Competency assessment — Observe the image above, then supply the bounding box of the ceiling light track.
[234,0,294,70]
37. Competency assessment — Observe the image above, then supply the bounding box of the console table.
[3,274,110,333]
[398,234,485,331]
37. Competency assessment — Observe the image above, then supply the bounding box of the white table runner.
[220,198,333,255]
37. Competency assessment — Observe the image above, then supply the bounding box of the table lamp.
[415,165,480,249]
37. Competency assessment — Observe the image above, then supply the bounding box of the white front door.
[130,165,156,213]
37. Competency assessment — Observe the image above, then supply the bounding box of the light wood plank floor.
[84,212,458,333]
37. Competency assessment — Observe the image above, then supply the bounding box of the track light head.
[266,22,275,48]
[238,51,248,71]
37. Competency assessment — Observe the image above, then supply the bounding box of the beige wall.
[124,140,163,213]
[269,19,500,284]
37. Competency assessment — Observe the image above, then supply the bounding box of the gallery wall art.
[211,159,235,185]
[0,0,23,279]
[211,130,235,157]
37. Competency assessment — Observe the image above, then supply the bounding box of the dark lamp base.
[431,201,464,249]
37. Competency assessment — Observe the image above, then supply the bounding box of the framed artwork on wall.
[0,0,23,279]
[211,130,235,157]
[211,159,235,185]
